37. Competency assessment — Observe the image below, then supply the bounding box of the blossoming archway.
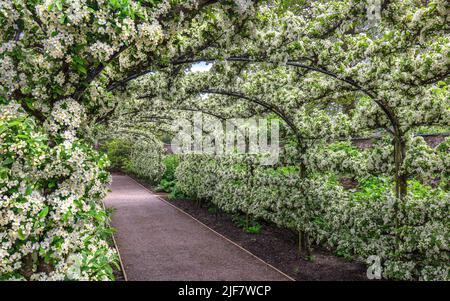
[1,0,448,280]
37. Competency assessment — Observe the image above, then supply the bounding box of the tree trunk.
[393,135,407,249]
[298,230,311,258]
[297,145,311,256]
[394,137,407,200]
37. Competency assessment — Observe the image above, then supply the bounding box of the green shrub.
[168,184,187,200]
[231,214,263,234]
[103,139,132,171]
[126,142,165,184]
[156,155,180,192]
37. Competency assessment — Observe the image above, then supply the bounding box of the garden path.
[104,174,293,281]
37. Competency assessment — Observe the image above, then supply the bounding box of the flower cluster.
[0,104,117,280]
[45,98,85,142]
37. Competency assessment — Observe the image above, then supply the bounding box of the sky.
[190,61,213,72]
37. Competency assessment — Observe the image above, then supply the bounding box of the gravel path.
[104,174,292,281]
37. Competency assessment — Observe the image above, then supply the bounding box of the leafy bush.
[327,179,449,280]
[102,139,133,171]
[155,155,179,193]
[168,184,187,200]
[125,142,165,184]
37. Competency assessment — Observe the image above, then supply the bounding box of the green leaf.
[18,229,26,240]
[38,206,50,219]
[48,181,56,189]
[437,81,447,88]
[59,14,67,24]
[2,157,13,166]
[109,0,120,9]
[0,167,9,179]
[25,186,33,196]
[52,85,64,95]
[73,44,86,53]
[8,120,21,127]
[76,64,87,75]
[73,56,86,65]
[56,0,63,10]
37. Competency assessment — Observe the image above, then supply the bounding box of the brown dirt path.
[104,174,293,281]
